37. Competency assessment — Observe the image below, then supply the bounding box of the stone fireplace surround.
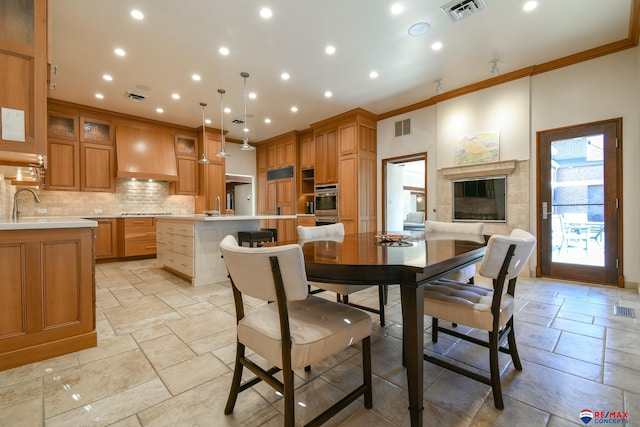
[436,159,530,238]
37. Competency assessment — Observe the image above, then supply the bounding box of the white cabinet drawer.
[165,223,194,237]
[169,234,194,256]
[164,250,194,277]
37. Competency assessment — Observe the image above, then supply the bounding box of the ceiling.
[48,0,633,143]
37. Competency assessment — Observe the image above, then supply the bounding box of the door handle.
[542,202,553,220]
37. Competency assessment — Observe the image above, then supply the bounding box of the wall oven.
[315,184,338,225]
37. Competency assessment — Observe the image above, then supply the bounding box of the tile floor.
[1,258,640,426]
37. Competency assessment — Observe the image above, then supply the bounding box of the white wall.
[376,47,640,286]
[377,106,437,223]
[224,143,257,176]
[436,78,531,168]
[530,47,640,286]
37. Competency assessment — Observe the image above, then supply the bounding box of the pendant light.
[197,102,211,164]
[239,71,255,151]
[215,88,231,157]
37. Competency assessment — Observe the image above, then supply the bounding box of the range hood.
[115,124,178,181]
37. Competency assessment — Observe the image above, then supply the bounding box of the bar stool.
[237,230,275,247]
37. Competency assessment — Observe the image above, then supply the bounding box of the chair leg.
[283,367,296,427]
[224,342,245,415]
[343,295,349,304]
[488,330,504,410]
[362,336,373,409]
[304,365,311,372]
[431,317,439,343]
[378,285,386,326]
[507,320,523,371]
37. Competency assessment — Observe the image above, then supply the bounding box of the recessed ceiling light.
[219,47,230,56]
[102,74,113,81]
[260,7,272,18]
[523,1,538,11]
[114,48,126,56]
[290,106,298,113]
[205,119,211,125]
[408,22,430,37]
[325,45,336,55]
[192,74,201,81]
[224,107,231,114]
[264,118,271,124]
[431,41,443,50]
[95,93,104,99]
[130,9,144,20]
[281,72,290,80]
[171,93,180,100]
[249,92,257,99]
[324,91,332,98]
[156,107,164,113]
[369,71,379,79]
[391,3,404,15]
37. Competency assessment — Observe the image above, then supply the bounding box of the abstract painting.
[455,130,499,165]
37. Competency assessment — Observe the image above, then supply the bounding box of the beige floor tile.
[2,397,43,427]
[138,333,195,370]
[108,415,143,427]
[131,324,173,343]
[77,334,139,365]
[0,377,42,409]
[187,328,238,355]
[554,331,604,364]
[167,309,236,343]
[518,342,602,381]
[111,285,145,303]
[154,289,197,308]
[157,352,229,395]
[550,317,606,339]
[603,362,640,394]
[471,395,551,427]
[605,327,640,356]
[515,319,561,351]
[44,349,157,418]
[0,353,77,389]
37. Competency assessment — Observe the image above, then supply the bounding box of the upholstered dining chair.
[423,228,536,409]
[424,220,485,283]
[297,223,388,326]
[220,235,372,426]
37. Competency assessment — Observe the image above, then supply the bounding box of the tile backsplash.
[1,179,195,219]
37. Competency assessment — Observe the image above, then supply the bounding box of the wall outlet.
[94,208,103,214]
[37,208,47,214]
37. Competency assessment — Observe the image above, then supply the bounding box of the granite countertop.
[156,214,297,222]
[0,217,98,231]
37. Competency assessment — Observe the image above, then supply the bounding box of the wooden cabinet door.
[80,116,113,145]
[267,143,277,170]
[281,139,295,167]
[81,143,114,192]
[0,0,47,157]
[175,156,197,195]
[299,133,315,169]
[276,178,293,205]
[266,180,276,214]
[257,169,267,214]
[206,162,225,211]
[47,139,79,190]
[339,123,357,155]
[94,218,118,259]
[0,242,27,339]
[325,130,338,184]
[339,154,358,232]
[257,145,268,171]
[315,132,327,184]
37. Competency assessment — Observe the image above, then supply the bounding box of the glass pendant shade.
[215,89,231,157]
[239,71,255,151]
[197,102,211,164]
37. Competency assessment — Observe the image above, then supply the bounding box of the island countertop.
[156,214,296,222]
[0,217,98,231]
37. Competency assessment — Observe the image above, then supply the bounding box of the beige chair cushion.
[238,296,371,369]
[423,279,514,331]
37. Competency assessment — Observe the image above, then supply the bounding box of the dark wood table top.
[288,231,487,287]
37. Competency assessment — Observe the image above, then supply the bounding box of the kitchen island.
[0,217,98,370]
[156,215,296,286]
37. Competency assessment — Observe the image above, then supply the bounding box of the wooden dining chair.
[297,223,388,326]
[424,220,485,283]
[423,229,536,409]
[220,235,373,426]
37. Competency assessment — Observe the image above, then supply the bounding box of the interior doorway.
[382,153,427,233]
[225,174,254,216]
[536,119,622,286]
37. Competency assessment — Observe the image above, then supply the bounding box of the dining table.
[284,230,487,427]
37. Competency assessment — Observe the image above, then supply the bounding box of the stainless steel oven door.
[315,216,338,226]
[315,185,338,217]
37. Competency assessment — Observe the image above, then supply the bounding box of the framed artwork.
[456,130,500,165]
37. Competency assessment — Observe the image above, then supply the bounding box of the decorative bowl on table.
[375,234,407,243]
[203,210,219,216]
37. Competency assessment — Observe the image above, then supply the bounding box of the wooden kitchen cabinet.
[172,132,198,195]
[80,116,113,145]
[119,217,157,257]
[0,226,96,371]
[338,154,358,235]
[0,0,48,160]
[267,137,295,170]
[297,215,316,227]
[299,131,315,170]
[315,128,338,185]
[195,129,226,213]
[47,138,80,190]
[94,218,118,259]
[81,142,115,192]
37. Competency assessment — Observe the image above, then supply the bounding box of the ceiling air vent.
[232,119,245,125]
[395,118,411,137]
[441,0,487,22]
[126,91,148,102]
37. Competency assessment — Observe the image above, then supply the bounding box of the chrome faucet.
[13,188,41,219]
[214,195,221,216]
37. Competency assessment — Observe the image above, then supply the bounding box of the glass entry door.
[537,119,622,285]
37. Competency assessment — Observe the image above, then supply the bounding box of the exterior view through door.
[536,119,622,286]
